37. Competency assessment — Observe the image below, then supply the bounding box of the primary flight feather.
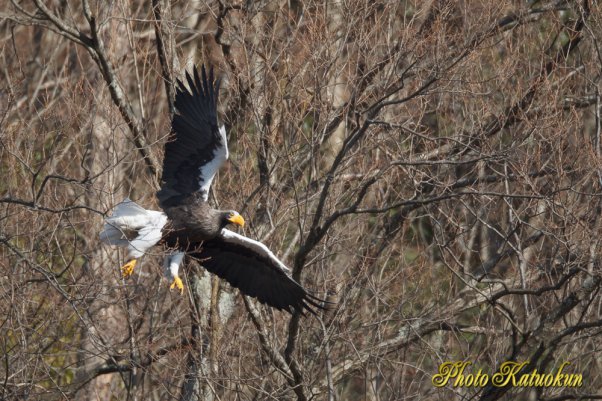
[100,65,326,315]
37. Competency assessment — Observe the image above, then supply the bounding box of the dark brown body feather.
[162,195,225,247]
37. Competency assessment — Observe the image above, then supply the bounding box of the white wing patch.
[100,198,167,259]
[163,251,185,280]
[199,125,229,201]
[219,228,290,272]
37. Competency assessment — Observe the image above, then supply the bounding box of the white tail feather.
[99,225,130,246]
[100,199,167,259]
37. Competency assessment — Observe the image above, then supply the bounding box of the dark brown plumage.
[162,193,240,245]
[102,66,327,314]
[154,65,327,315]
[189,237,326,314]
[157,67,224,208]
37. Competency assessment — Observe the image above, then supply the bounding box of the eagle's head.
[223,210,245,228]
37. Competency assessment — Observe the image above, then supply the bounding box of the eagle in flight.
[100,66,325,315]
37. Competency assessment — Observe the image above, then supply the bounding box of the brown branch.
[152,0,176,115]
[242,297,295,384]
[0,197,103,215]
[479,274,601,401]
[81,1,160,182]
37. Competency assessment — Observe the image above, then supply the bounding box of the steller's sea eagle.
[100,66,325,315]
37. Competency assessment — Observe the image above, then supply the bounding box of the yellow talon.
[120,259,137,278]
[170,276,184,294]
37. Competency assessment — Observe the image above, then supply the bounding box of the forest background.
[1,0,602,400]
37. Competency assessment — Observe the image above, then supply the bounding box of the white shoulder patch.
[198,125,229,201]
[218,125,229,161]
[219,228,290,272]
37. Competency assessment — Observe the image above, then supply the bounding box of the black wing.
[157,66,228,208]
[189,229,327,316]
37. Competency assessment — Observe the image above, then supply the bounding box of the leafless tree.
[1,0,602,400]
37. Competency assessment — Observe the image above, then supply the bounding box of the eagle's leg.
[170,275,184,294]
[121,259,137,278]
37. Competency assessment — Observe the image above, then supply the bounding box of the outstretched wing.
[189,229,327,316]
[157,66,228,208]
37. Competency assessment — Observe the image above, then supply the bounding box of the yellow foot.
[120,259,137,278]
[170,276,184,294]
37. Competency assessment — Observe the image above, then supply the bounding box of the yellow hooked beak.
[228,212,245,228]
